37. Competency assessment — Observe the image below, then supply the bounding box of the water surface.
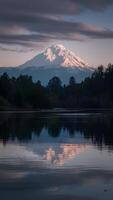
[0,112,113,200]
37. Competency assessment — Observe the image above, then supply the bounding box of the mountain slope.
[0,44,94,84]
[20,44,90,69]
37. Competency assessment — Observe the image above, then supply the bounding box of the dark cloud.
[71,0,113,11]
[0,0,113,15]
[0,0,113,50]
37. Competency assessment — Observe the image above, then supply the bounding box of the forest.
[0,63,113,110]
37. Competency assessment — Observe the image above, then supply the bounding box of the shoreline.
[0,108,113,114]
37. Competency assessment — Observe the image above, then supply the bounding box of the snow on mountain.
[0,44,94,84]
[20,44,90,69]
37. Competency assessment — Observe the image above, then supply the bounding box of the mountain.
[0,44,94,84]
[20,44,90,69]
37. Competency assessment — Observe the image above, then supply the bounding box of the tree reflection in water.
[0,112,113,149]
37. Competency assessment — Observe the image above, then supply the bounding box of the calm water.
[0,112,113,200]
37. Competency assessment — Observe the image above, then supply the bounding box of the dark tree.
[0,64,113,110]
[69,76,76,86]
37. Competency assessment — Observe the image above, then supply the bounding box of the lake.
[0,112,113,200]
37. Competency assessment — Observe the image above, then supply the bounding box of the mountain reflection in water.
[43,144,88,166]
[0,112,113,200]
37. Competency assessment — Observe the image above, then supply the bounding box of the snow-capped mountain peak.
[0,44,94,84]
[20,44,90,69]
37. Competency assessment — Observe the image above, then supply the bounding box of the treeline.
[0,64,113,109]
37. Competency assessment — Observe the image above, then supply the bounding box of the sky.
[0,0,113,67]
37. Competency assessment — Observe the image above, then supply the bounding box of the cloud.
[0,0,113,50]
[71,0,113,11]
[0,0,113,16]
